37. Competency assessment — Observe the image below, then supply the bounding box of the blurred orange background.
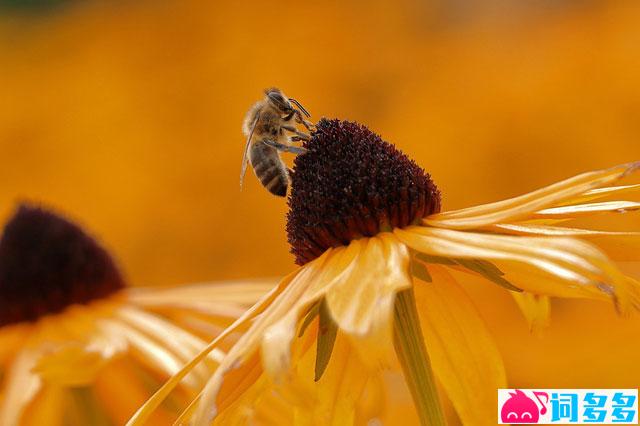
[0,0,639,423]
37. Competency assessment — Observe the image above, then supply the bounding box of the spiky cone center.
[0,204,126,326]
[287,118,441,265]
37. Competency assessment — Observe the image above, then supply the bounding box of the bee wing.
[240,112,260,190]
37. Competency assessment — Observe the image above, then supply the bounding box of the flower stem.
[393,288,446,426]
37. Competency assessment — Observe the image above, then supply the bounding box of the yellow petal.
[26,305,128,389]
[0,348,41,426]
[424,162,639,229]
[492,223,640,261]
[262,235,411,382]
[20,385,64,426]
[116,306,222,383]
[52,300,128,365]
[197,236,405,424]
[0,323,30,367]
[127,280,276,319]
[300,332,370,426]
[214,351,265,415]
[277,325,375,425]
[127,270,290,426]
[534,200,640,218]
[174,394,199,425]
[510,292,551,335]
[261,244,360,379]
[33,345,108,387]
[414,266,506,426]
[214,328,318,426]
[63,387,115,426]
[354,374,387,425]
[325,233,412,368]
[95,358,175,425]
[100,318,197,387]
[557,183,640,205]
[396,226,629,309]
[627,276,640,310]
[194,257,331,424]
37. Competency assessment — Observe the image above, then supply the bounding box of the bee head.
[265,88,293,113]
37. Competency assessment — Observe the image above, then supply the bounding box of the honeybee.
[240,88,313,197]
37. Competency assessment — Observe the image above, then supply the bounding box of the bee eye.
[267,92,287,108]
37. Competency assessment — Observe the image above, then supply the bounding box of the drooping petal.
[510,292,551,335]
[261,234,412,381]
[0,323,30,367]
[261,244,361,379]
[293,332,371,426]
[212,367,281,426]
[94,358,175,425]
[193,256,333,424]
[50,302,127,361]
[20,385,64,426]
[492,224,640,261]
[214,325,318,426]
[354,374,387,425]
[214,351,265,416]
[127,271,291,426]
[324,233,412,368]
[116,306,223,385]
[99,318,198,387]
[424,162,639,229]
[66,388,117,425]
[414,266,506,426]
[626,276,640,310]
[395,227,631,311]
[173,394,200,425]
[261,327,380,426]
[192,235,411,424]
[214,324,363,426]
[30,302,127,388]
[33,345,109,387]
[0,348,41,426]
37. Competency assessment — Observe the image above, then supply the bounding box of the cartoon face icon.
[501,390,547,423]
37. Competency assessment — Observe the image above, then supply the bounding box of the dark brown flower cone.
[287,119,441,265]
[0,204,125,326]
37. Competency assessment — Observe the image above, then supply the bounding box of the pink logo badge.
[500,389,548,423]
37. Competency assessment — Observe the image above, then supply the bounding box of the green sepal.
[454,258,522,292]
[411,259,433,282]
[315,299,338,382]
[298,302,320,337]
[415,252,456,265]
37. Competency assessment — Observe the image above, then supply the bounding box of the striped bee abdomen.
[249,141,289,197]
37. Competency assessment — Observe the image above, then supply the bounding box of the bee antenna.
[289,98,311,117]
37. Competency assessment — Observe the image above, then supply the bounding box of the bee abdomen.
[262,173,288,197]
[250,142,289,197]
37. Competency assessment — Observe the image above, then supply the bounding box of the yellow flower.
[0,204,274,425]
[131,119,640,425]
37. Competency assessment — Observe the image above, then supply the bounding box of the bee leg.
[293,110,315,131]
[284,111,313,131]
[263,139,308,154]
[282,125,311,141]
[300,119,315,131]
